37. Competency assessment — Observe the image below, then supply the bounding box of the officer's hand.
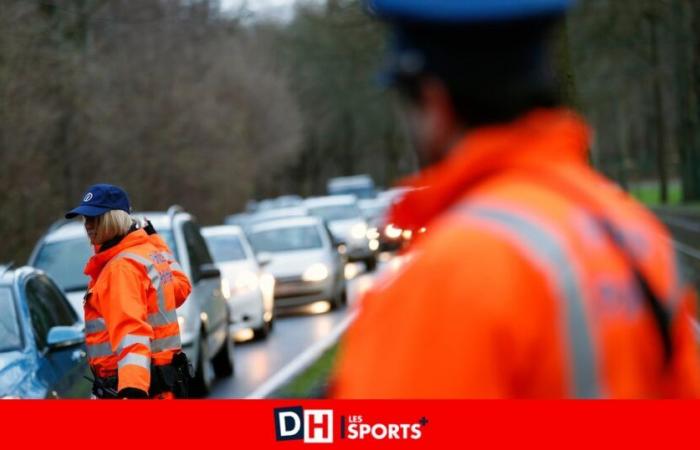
[118,388,149,399]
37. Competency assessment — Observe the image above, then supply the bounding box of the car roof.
[358,198,389,208]
[42,220,87,243]
[131,212,174,230]
[328,175,373,187]
[247,207,309,223]
[42,210,190,244]
[248,216,322,232]
[304,195,357,208]
[201,225,244,237]
[0,265,13,287]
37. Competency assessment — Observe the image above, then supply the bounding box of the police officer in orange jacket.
[332,0,700,398]
[65,184,192,399]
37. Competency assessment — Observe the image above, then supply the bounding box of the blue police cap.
[65,184,131,219]
[367,0,574,24]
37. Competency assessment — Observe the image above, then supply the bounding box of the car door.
[24,275,91,398]
[182,221,228,357]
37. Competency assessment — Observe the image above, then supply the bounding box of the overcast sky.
[220,0,300,21]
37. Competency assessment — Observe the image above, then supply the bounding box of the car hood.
[0,350,43,399]
[215,260,258,281]
[328,219,361,239]
[265,249,328,278]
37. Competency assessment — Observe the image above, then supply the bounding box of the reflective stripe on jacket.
[83,229,192,393]
[332,109,700,398]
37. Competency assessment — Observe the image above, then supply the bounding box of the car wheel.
[331,285,347,310]
[253,318,272,340]
[191,333,215,397]
[364,256,377,272]
[212,332,235,378]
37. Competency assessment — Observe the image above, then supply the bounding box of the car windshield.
[33,238,92,292]
[360,204,388,220]
[204,234,248,262]
[308,205,361,222]
[329,186,375,199]
[249,225,323,253]
[0,287,22,353]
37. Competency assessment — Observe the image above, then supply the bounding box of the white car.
[247,216,346,311]
[202,225,275,339]
[27,221,93,319]
[305,195,377,271]
[30,206,234,396]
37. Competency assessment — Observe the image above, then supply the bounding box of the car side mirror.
[47,326,85,351]
[256,252,273,267]
[198,263,221,280]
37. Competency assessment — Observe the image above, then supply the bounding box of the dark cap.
[367,0,574,24]
[65,184,131,219]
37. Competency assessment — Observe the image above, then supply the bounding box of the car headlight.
[385,223,402,239]
[366,227,380,240]
[234,270,259,294]
[351,222,368,240]
[302,263,329,282]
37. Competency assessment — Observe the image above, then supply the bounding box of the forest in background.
[1,0,699,262]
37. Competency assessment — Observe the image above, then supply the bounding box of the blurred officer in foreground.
[66,184,192,399]
[332,0,700,397]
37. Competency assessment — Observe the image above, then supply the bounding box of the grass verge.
[270,344,339,398]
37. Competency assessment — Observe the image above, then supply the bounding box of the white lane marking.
[673,239,700,262]
[245,310,358,399]
[668,238,700,340]
[662,215,700,233]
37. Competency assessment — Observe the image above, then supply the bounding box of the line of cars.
[0,175,407,398]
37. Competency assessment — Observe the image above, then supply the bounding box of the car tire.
[253,316,272,340]
[331,285,347,310]
[212,332,235,378]
[364,256,377,272]
[191,333,215,397]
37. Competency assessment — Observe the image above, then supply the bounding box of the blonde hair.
[93,210,133,244]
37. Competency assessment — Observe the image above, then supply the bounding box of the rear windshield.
[33,238,92,292]
[308,205,361,222]
[0,288,22,353]
[249,225,323,253]
[204,234,248,263]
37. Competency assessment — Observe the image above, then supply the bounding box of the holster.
[92,352,194,399]
[91,370,119,399]
[150,351,194,399]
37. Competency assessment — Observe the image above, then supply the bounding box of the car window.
[0,287,23,352]
[182,221,214,280]
[158,230,179,262]
[25,275,77,349]
[32,238,92,292]
[308,205,361,222]
[203,234,248,263]
[249,225,323,253]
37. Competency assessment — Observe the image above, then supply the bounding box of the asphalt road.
[208,263,377,399]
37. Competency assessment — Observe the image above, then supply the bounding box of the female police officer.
[65,184,192,399]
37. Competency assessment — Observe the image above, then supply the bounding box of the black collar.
[98,222,139,253]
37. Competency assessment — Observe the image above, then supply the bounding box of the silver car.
[29,206,234,396]
[305,195,377,271]
[247,216,346,311]
[202,225,275,339]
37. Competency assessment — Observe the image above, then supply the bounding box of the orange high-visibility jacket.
[83,228,192,393]
[333,109,700,398]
